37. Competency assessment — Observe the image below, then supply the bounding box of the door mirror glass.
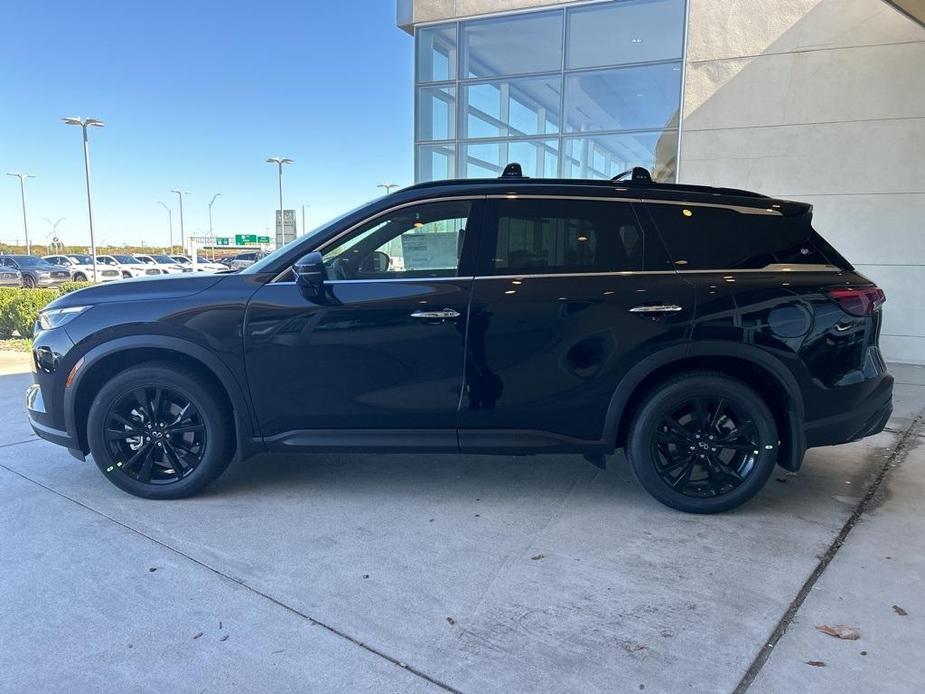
[293,251,326,299]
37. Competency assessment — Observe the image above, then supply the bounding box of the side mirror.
[293,251,326,300]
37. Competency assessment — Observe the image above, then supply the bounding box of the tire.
[86,361,233,499]
[122,271,132,279]
[74,273,87,282]
[22,274,35,289]
[626,371,778,514]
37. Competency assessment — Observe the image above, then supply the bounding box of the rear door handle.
[628,304,683,314]
[410,308,461,320]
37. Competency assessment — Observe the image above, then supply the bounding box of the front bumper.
[26,382,82,456]
[805,373,894,448]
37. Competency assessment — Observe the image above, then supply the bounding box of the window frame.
[309,197,486,282]
[476,194,668,277]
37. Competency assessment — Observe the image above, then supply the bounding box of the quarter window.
[647,204,831,270]
[322,200,473,279]
[488,198,645,275]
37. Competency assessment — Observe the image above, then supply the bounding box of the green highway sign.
[214,237,230,246]
[258,236,271,244]
[235,234,258,245]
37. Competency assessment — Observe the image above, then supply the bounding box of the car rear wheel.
[626,371,778,514]
[87,362,233,499]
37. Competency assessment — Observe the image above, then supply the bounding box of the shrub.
[0,288,21,338]
[2,289,59,339]
[58,281,95,296]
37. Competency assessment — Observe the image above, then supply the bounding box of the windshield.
[134,256,155,264]
[171,256,190,264]
[96,256,117,265]
[151,255,176,264]
[113,255,136,264]
[196,256,212,263]
[242,205,364,274]
[11,255,53,268]
[68,254,93,264]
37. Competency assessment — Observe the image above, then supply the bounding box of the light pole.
[266,157,293,244]
[208,193,221,260]
[171,189,188,250]
[42,217,66,253]
[301,203,310,236]
[156,201,173,250]
[377,183,400,195]
[63,117,104,281]
[6,172,35,254]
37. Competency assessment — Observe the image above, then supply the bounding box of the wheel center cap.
[698,441,711,450]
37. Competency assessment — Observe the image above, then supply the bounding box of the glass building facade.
[414,0,687,183]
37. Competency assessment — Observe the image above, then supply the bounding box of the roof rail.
[612,167,652,183]
[500,162,526,178]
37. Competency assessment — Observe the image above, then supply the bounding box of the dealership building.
[397,0,925,364]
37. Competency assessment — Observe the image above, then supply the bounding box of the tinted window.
[647,204,831,270]
[323,200,472,279]
[488,198,647,275]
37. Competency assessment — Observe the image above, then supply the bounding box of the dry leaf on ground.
[815,625,860,640]
[893,605,908,616]
[806,661,826,667]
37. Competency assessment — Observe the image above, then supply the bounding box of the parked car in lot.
[1,255,71,288]
[102,254,167,277]
[224,251,266,270]
[26,166,893,513]
[43,254,121,283]
[133,254,191,274]
[170,255,227,273]
[96,255,148,279]
[0,267,22,287]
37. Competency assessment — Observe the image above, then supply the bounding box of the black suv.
[26,167,892,513]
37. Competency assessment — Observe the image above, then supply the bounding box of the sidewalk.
[748,363,925,693]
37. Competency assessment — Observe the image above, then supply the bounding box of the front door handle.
[410,308,461,320]
[628,304,683,314]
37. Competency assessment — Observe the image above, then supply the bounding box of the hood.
[48,272,226,308]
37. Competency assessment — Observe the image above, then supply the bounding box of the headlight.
[38,306,90,330]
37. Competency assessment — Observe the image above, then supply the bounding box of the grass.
[0,338,32,352]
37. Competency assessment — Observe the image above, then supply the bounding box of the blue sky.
[0,0,413,249]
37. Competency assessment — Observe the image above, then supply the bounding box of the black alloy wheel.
[87,362,233,499]
[22,274,35,289]
[103,385,207,485]
[651,397,760,498]
[627,371,778,513]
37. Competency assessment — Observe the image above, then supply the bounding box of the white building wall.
[680,0,925,363]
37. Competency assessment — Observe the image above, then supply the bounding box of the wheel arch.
[64,336,260,461]
[604,342,806,471]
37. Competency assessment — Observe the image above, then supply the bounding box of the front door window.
[322,200,472,279]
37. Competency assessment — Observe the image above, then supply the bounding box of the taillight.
[827,286,886,316]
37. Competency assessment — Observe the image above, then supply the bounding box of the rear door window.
[483,197,663,275]
[646,203,833,270]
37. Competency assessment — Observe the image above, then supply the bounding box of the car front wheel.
[73,272,87,282]
[86,362,233,499]
[626,371,778,514]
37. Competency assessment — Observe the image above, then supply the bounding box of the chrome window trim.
[486,193,782,215]
[271,264,840,286]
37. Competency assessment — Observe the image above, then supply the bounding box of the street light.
[42,217,66,253]
[301,203,310,237]
[63,116,104,281]
[6,172,35,254]
[156,201,173,250]
[171,190,189,250]
[377,183,400,195]
[208,193,221,260]
[266,157,293,245]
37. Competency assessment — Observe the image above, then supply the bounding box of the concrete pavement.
[0,361,922,693]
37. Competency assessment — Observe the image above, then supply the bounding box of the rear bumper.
[804,373,893,448]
